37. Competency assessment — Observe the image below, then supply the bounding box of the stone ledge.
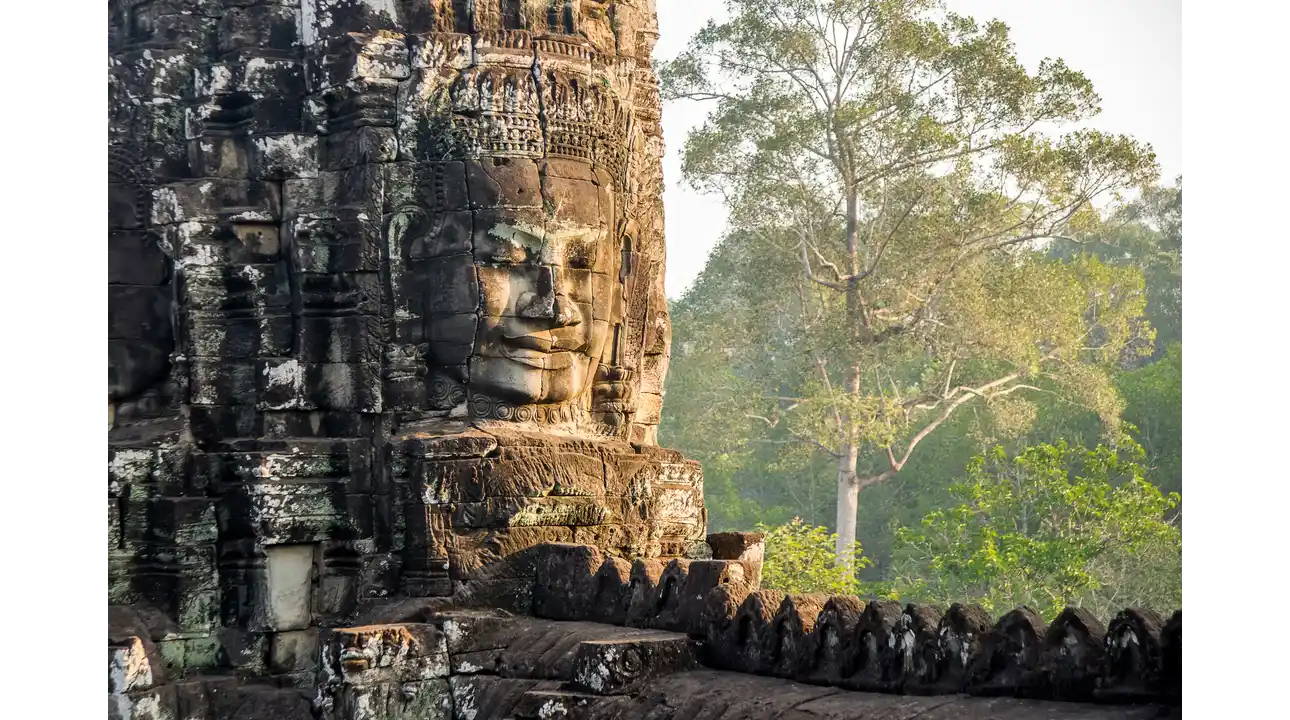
[526,542,1181,706]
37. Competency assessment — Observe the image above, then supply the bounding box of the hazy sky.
[656,0,1182,298]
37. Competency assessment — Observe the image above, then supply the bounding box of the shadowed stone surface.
[576,669,1176,720]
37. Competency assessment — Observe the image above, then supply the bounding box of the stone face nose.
[552,289,583,328]
[517,266,556,319]
[515,267,582,327]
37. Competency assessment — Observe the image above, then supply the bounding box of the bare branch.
[799,240,848,291]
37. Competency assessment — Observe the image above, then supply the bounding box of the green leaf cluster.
[758,517,881,596]
[887,441,1181,620]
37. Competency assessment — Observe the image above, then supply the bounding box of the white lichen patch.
[110,449,155,484]
[239,264,265,283]
[1116,630,1140,649]
[194,63,234,97]
[151,187,183,225]
[450,679,479,720]
[253,134,319,178]
[355,34,411,80]
[177,242,226,270]
[538,699,569,719]
[352,689,375,720]
[576,646,617,693]
[441,619,465,650]
[228,209,276,222]
[149,53,189,97]
[243,57,277,88]
[252,453,342,482]
[264,359,304,390]
[298,0,318,47]
[109,639,155,694]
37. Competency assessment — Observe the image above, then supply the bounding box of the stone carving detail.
[107,0,692,696]
[525,539,1182,707]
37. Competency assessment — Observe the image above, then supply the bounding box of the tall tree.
[661,0,1159,560]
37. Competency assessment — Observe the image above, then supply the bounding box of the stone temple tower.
[110,0,702,692]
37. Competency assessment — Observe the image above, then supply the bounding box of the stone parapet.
[525,541,1182,707]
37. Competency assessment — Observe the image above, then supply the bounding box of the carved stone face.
[427,160,621,410]
[473,213,616,406]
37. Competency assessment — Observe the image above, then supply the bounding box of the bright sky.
[656,0,1182,298]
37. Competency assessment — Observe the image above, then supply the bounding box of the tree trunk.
[835,359,862,566]
[835,442,860,564]
[835,186,865,566]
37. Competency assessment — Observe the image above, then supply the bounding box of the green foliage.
[888,441,1181,620]
[659,0,1161,558]
[1049,178,1182,358]
[758,518,877,595]
[660,2,1181,621]
[1118,343,1182,494]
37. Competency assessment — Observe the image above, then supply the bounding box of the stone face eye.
[479,223,543,265]
[567,238,599,269]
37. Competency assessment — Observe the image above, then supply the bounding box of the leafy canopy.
[660,0,1162,506]
[888,440,1182,620]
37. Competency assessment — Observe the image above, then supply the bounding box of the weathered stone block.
[477,452,607,498]
[324,624,450,686]
[448,496,627,529]
[195,55,305,98]
[433,610,517,656]
[109,684,177,720]
[965,607,1048,698]
[706,531,765,589]
[531,543,604,621]
[332,679,452,720]
[255,360,382,412]
[322,125,398,171]
[110,636,167,695]
[251,133,320,180]
[152,179,281,225]
[266,629,319,675]
[448,676,563,720]
[216,4,301,57]
[1096,608,1166,704]
[446,527,573,584]
[510,690,605,720]
[571,633,698,696]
